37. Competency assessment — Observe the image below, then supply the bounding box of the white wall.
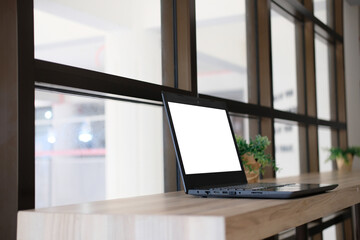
[344,3,360,169]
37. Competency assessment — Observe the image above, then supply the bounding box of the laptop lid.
[162,92,247,193]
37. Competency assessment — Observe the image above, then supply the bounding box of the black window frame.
[18,0,347,210]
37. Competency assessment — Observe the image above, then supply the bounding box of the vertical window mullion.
[162,0,178,192]
[258,0,273,108]
[176,0,193,92]
[257,0,275,178]
[246,0,259,105]
[18,0,35,210]
[304,0,320,173]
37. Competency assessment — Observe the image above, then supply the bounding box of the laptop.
[162,91,338,199]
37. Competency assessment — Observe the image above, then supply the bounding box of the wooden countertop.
[17,170,360,240]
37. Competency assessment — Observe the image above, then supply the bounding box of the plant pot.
[242,153,261,183]
[336,153,353,172]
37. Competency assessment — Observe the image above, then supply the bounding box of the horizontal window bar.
[35,84,163,107]
[199,94,346,129]
[35,60,346,130]
[35,60,192,103]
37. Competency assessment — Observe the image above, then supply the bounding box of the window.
[229,114,259,142]
[196,0,249,102]
[274,120,303,177]
[315,35,336,121]
[14,1,348,237]
[35,90,164,208]
[318,126,336,173]
[313,0,328,24]
[313,0,333,28]
[34,0,163,85]
[271,9,299,113]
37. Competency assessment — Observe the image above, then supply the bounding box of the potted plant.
[236,135,278,183]
[327,146,360,172]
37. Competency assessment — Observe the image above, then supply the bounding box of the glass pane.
[315,36,335,120]
[318,126,335,172]
[313,0,327,24]
[34,0,162,85]
[196,0,248,102]
[322,214,337,240]
[322,225,336,240]
[35,90,164,208]
[274,120,301,177]
[271,10,298,113]
[229,114,259,142]
[313,0,333,28]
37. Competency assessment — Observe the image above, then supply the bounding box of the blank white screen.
[168,102,242,174]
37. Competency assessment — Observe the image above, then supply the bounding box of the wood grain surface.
[17,171,360,240]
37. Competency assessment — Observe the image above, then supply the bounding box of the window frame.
[17,0,347,209]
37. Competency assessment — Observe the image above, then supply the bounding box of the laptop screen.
[168,102,242,175]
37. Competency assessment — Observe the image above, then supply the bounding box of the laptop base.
[189,183,338,199]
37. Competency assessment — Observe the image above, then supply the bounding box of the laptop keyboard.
[210,183,290,191]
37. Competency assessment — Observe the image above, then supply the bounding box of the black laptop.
[162,91,338,199]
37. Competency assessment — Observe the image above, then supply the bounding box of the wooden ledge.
[17,171,360,240]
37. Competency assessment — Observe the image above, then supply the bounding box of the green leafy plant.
[236,135,278,174]
[327,147,360,164]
